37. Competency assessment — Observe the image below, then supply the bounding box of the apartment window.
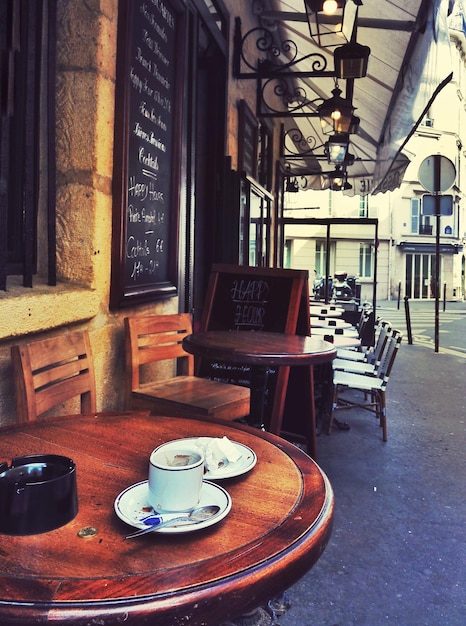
[359,243,372,278]
[359,195,368,217]
[315,241,327,276]
[410,198,420,233]
[421,108,434,128]
[0,1,56,289]
[410,197,432,234]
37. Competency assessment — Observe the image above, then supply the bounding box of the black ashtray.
[0,454,78,535]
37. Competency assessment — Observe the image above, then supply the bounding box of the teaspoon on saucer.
[125,504,221,538]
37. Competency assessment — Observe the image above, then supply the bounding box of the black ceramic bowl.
[0,454,78,535]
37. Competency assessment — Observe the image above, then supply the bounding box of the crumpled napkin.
[194,436,242,472]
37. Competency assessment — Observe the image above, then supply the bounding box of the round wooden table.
[0,413,333,626]
[183,331,336,459]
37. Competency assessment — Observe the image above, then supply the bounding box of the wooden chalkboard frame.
[110,0,186,308]
[198,264,310,434]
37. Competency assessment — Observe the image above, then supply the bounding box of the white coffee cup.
[148,442,204,513]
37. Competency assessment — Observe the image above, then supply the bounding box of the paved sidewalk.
[276,303,466,626]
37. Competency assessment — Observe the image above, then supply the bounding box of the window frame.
[0,0,56,290]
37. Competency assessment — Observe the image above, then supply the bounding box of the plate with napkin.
[169,436,257,479]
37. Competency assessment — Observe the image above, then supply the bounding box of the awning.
[236,0,454,196]
[399,242,463,254]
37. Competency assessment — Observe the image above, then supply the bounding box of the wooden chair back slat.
[11,331,97,423]
[34,371,94,417]
[125,313,194,395]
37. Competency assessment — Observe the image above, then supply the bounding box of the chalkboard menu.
[198,264,310,431]
[200,264,309,334]
[110,0,185,308]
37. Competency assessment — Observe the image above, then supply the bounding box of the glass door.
[239,175,273,267]
[405,253,439,299]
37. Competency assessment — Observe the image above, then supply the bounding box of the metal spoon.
[125,504,221,538]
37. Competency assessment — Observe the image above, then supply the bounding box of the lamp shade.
[334,41,370,78]
[318,87,355,134]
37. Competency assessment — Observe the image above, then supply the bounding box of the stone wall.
[0,0,176,426]
[0,0,285,426]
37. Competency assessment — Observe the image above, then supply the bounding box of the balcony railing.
[419,224,433,235]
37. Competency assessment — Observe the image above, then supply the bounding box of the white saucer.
[114,480,231,534]
[172,437,257,479]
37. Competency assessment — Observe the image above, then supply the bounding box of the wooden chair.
[124,313,251,422]
[11,330,97,423]
[328,331,403,441]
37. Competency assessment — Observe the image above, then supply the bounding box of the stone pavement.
[274,299,466,626]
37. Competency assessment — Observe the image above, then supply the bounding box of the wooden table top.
[0,413,333,626]
[183,330,336,367]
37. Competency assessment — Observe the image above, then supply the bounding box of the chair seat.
[333,369,385,391]
[332,358,377,375]
[132,376,250,421]
[335,347,366,361]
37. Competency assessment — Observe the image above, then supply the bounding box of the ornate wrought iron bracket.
[281,127,326,177]
[233,18,336,118]
[282,127,324,161]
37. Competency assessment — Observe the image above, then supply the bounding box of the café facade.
[0,0,454,425]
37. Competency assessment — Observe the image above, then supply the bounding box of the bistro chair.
[333,320,393,372]
[11,330,97,423]
[328,330,403,441]
[351,307,376,348]
[124,313,250,422]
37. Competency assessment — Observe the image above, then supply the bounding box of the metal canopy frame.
[281,216,379,310]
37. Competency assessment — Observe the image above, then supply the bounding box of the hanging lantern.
[305,0,358,48]
[318,87,355,134]
[334,41,370,78]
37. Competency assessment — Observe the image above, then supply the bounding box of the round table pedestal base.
[221,593,291,626]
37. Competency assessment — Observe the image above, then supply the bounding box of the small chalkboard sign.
[110,0,185,308]
[198,264,310,432]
